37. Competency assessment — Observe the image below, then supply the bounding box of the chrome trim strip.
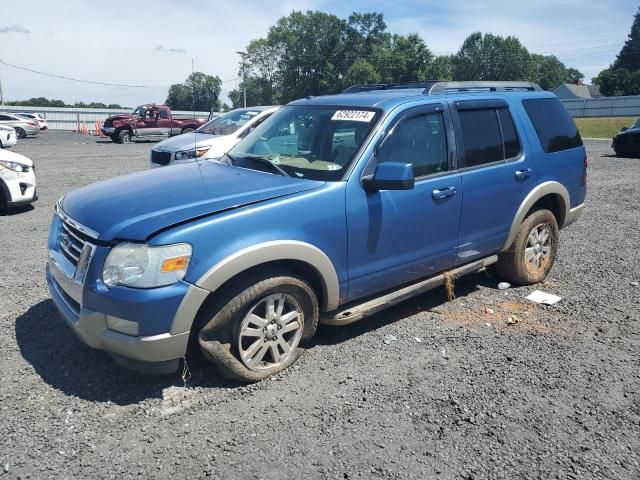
[55,199,99,240]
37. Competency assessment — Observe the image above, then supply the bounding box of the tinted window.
[159,109,169,119]
[498,109,521,158]
[459,109,503,167]
[523,98,582,153]
[377,112,448,177]
[0,115,10,121]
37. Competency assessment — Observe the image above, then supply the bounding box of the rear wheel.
[197,270,319,382]
[495,209,559,285]
[14,127,26,139]
[182,127,195,134]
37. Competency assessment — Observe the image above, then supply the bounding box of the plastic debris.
[414,337,422,343]
[383,335,397,345]
[484,307,495,314]
[526,290,562,305]
[498,282,511,290]
[506,316,519,325]
[631,281,639,287]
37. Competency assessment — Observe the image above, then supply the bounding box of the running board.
[320,255,498,326]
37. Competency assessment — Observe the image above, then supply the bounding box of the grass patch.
[574,117,636,139]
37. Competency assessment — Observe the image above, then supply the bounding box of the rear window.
[523,98,582,153]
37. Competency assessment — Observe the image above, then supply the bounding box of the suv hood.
[61,162,323,241]
[153,132,221,152]
[0,149,33,167]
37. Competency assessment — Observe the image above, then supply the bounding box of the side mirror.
[621,127,628,132]
[362,162,414,191]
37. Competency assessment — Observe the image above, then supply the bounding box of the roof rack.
[425,81,543,94]
[341,81,438,94]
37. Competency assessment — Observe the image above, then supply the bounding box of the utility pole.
[236,51,246,108]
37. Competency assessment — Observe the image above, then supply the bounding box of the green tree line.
[4,97,127,109]
[227,11,584,108]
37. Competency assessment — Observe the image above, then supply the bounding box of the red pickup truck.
[101,104,208,143]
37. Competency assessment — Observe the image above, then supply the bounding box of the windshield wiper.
[227,153,290,177]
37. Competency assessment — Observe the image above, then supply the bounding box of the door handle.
[515,168,532,180]
[432,186,457,200]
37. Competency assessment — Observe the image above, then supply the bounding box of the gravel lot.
[1,133,638,479]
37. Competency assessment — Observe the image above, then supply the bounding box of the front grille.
[151,150,172,166]
[58,219,93,268]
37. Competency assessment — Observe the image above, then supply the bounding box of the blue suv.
[46,81,586,381]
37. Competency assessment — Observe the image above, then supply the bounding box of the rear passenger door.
[450,99,533,263]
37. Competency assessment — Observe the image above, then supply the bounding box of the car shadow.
[0,205,35,216]
[313,271,495,346]
[15,300,237,405]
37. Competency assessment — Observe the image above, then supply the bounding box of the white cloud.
[0,25,30,34]
[154,45,187,54]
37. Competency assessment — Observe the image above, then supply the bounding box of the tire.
[494,209,559,285]
[197,270,319,382]
[182,127,195,134]
[118,129,132,143]
[14,127,26,139]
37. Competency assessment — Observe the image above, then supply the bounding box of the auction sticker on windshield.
[331,110,376,122]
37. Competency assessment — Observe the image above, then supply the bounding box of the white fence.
[0,105,212,131]
[560,96,640,118]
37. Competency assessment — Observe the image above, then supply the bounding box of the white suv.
[0,125,17,148]
[0,149,37,210]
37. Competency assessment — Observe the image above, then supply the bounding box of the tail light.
[582,154,588,186]
[29,121,38,126]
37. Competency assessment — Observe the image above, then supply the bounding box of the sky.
[0,0,636,107]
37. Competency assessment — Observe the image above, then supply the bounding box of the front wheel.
[197,271,319,382]
[494,209,559,285]
[14,127,26,139]
[118,130,132,143]
[181,127,194,135]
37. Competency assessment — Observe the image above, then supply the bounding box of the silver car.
[0,113,39,138]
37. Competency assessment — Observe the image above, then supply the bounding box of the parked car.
[46,81,586,380]
[0,149,37,210]
[0,125,17,148]
[0,113,39,138]
[612,118,640,157]
[16,112,48,130]
[101,104,208,144]
[150,106,279,167]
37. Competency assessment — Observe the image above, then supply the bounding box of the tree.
[529,54,567,90]
[454,32,531,81]
[614,7,640,71]
[343,59,381,88]
[422,55,455,81]
[565,68,584,84]
[229,76,276,108]
[373,33,433,83]
[165,72,222,111]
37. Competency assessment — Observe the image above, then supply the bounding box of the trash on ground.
[383,335,397,345]
[440,348,449,359]
[485,322,492,327]
[506,316,519,325]
[526,290,562,305]
[414,337,422,343]
[631,281,639,287]
[498,282,511,290]
[484,307,495,314]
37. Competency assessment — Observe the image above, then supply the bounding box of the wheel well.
[525,193,566,227]
[192,259,327,327]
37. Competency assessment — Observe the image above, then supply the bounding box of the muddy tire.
[197,270,319,382]
[495,209,559,285]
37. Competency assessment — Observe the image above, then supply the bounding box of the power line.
[0,58,159,88]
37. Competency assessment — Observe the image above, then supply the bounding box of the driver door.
[345,104,462,302]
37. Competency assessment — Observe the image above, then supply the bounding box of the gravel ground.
[0,132,638,480]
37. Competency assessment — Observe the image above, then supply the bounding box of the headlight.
[102,243,192,288]
[0,160,29,172]
[175,146,210,160]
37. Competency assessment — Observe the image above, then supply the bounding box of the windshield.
[196,109,263,135]
[632,119,640,129]
[228,105,380,181]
